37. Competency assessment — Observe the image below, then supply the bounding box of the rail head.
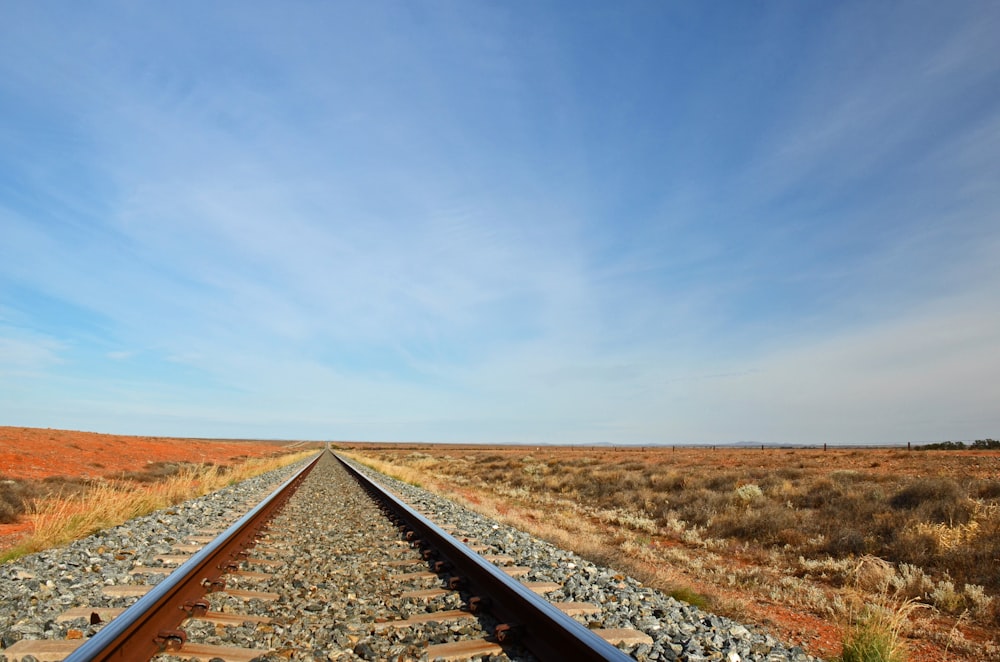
[64,451,323,662]
[335,453,634,662]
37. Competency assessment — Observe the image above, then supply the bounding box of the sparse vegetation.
[341,444,1000,661]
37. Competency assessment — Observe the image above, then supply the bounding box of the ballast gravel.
[0,451,823,662]
[168,452,520,662]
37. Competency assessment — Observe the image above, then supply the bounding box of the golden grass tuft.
[838,600,918,662]
[850,555,896,593]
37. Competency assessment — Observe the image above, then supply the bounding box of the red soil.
[0,426,305,549]
[0,426,294,481]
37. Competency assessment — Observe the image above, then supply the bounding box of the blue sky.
[2,2,999,444]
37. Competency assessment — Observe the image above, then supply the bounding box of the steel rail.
[64,451,323,662]
[335,453,634,662]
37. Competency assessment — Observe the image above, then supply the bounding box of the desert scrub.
[345,445,1000,659]
[355,446,1000,595]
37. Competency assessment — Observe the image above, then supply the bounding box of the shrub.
[673,489,728,528]
[886,529,937,568]
[705,473,738,492]
[831,470,863,485]
[890,478,957,509]
[889,477,973,526]
[0,498,18,524]
[652,471,688,491]
[596,508,658,534]
[916,497,973,527]
[942,528,1000,590]
[794,478,842,509]
[711,504,799,546]
[826,529,868,557]
[972,479,1000,500]
[775,526,809,547]
[963,584,993,619]
[111,461,186,483]
[889,564,933,600]
[734,483,764,504]
[850,556,895,593]
[522,462,545,476]
[930,579,964,614]
[0,478,46,524]
[775,467,804,480]
[912,520,979,552]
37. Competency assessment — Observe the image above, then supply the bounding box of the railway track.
[4,450,650,662]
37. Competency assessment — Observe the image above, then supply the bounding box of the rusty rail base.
[63,452,323,662]
[335,454,634,662]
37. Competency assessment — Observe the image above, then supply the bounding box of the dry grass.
[838,599,919,662]
[338,444,1000,661]
[0,450,316,563]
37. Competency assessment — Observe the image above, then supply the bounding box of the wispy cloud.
[1,2,998,442]
[0,334,65,372]
[684,303,1000,443]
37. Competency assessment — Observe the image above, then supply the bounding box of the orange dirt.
[0,426,304,549]
[0,426,295,481]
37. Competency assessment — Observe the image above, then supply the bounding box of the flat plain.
[3,428,998,660]
[339,442,1000,662]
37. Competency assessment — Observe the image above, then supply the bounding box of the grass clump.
[669,586,710,609]
[837,602,914,662]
